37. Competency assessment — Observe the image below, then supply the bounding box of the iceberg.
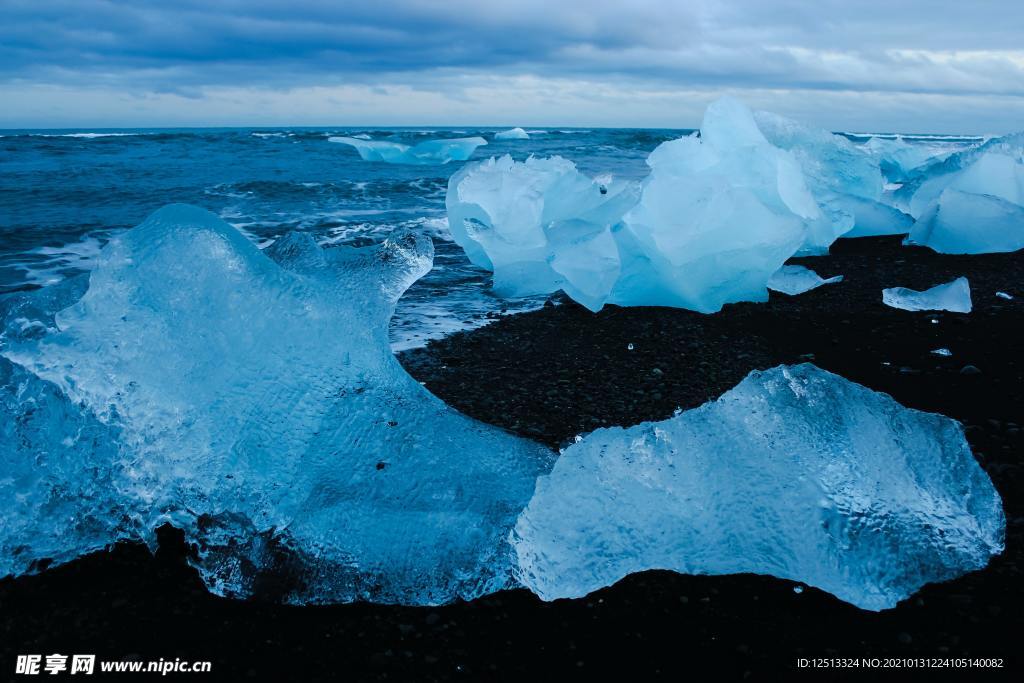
[328,135,487,165]
[445,155,639,311]
[494,127,530,140]
[0,204,554,604]
[768,265,843,296]
[882,276,972,313]
[513,364,1004,611]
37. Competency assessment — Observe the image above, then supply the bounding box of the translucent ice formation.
[861,136,957,183]
[882,276,972,313]
[611,98,820,310]
[768,265,843,296]
[904,151,1024,254]
[513,364,1004,611]
[328,135,487,165]
[0,204,554,604]
[753,111,917,241]
[494,127,529,140]
[445,154,640,311]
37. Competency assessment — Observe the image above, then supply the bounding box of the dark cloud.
[1,0,1022,128]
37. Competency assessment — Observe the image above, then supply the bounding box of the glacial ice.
[0,204,555,604]
[908,189,1024,254]
[610,98,819,310]
[512,364,1004,611]
[882,277,973,313]
[445,154,640,311]
[328,135,487,165]
[494,127,530,140]
[752,111,918,242]
[861,136,955,183]
[903,151,1024,254]
[446,98,829,313]
[768,265,843,296]
[447,98,933,313]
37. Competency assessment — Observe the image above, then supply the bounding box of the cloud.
[1,0,1022,131]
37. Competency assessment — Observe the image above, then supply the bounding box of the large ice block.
[328,135,487,165]
[611,98,816,310]
[882,276,973,313]
[513,364,1004,611]
[0,204,554,604]
[445,154,639,310]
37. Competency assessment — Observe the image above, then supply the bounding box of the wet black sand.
[1,237,1022,681]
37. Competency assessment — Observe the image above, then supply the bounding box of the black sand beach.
[1,236,1021,681]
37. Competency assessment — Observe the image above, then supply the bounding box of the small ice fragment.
[768,265,843,296]
[494,127,530,140]
[931,348,952,357]
[793,586,804,594]
[627,343,634,351]
[882,277,972,313]
[996,291,1014,300]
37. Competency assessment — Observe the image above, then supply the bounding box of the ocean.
[0,126,980,350]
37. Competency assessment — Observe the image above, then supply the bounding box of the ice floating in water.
[328,135,487,165]
[882,277,972,313]
[494,127,529,140]
[767,265,843,296]
[0,204,553,604]
[0,208,1004,611]
[931,348,953,357]
[513,364,1004,611]
[996,291,1014,300]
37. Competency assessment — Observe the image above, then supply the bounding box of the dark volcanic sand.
[1,237,1022,681]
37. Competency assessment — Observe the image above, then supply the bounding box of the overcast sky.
[2,0,1022,132]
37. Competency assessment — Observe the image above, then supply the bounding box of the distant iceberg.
[494,127,530,140]
[882,276,972,313]
[328,135,487,165]
[768,265,843,296]
[514,364,1003,611]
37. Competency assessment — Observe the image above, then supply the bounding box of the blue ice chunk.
[513,364,1004,611]
[0,204,554,604]
[328,135,487,165]
[445,155,640,311]
[882,277,972,313]
[768,265,843,296]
